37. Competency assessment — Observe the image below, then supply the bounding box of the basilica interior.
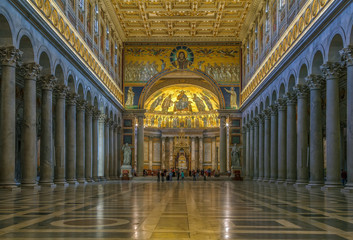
[0,0,353,239]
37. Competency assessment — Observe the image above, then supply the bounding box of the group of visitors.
[155,168,220,182]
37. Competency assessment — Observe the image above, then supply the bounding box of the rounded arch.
[259,101,264,112]
[311,49,324,75]
[86,90,92,106]
[38,50,51,76]
[288,74,296,92]
[271,89,277,105]
[18,34,34,63]
[255,106,259,116]
[265,95,270,108]
[54,63,65,84]
[67,74,76,93]
[298,63,308,84]
[138,69,225,109]
[327,33,345,62]
[0,12,14,46]
[279,82,285,97]
[77,83,85,100]
[94,96,99,110]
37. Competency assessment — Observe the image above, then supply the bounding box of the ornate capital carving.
[263,108,271,119]
[258,113,265,123]
[93,110,101,120]
[270,104,278,115]
[306,74,325,90]
[0,46,22,66]
[98,113,106,122]
[76,100,87,111]
[320,62,345,80]
[253,117,259,127]
[277,98,287,111]
[294,84,309,99]
[66,93,78,106]
[40,75,57,91]
[285,92,297,105]
[54,84,70,99]
[85,105,94,116]
[339,46,353,67]
[105,117,112,126]
[21,63,42,80]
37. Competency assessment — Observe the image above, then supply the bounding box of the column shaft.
[212,137,217,171]
[104,119,110,180]
[286,93,297,183]
[258,115,264,181]
[219,115,227,173]
[66,94,78,184]
[245,126,250,179]
[199,137,204,170]
[253,120,259,180]
[277,99,287,183]
[169,137,173,169]
[149,137,153,170]
[263,111,271,181]
[21,63,41,187]
[270,106,278,182]
[137,115,144,175]
[39,76,56,186]
[249,123,254,179]
[92,111,100,181]
[85,107,93,182]
[109,121,114,179]
[161,137,166,169]
[191,137,196,170]
[76,101,86,183]
[0,47,21,188]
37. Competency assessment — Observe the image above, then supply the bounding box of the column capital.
[99,113,107,122]
[294,83,309,99]
[85,105,94,116]
[105,117,112,127]
[0,46,22,67]
[320,62,345,80]
[21,62,42,80]
[76,99,87,111]
[276,98,287,111]
[285,91,297,105]
[263,108,271,119]
[253,117,259,127]
[66,93,78,106]
[242,126,247,133]
[270,104,278,115]
[306,74,325,90]
[258,113,265,123]
[39,75,57,91]
[54,84,70,99]
[339,45,353,67]
[92,110,101,120]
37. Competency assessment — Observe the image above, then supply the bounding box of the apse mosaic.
[143,85,220,128]
[221,87,240,109]
[124,44,241,84]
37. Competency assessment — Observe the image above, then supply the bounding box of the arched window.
[94,3,99,35]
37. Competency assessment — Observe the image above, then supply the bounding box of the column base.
[77,178,87,184]
[85,178,93,183]
[276,180,285,184]
[341,186,353,193]
[269,178,277,183]
[67,179,79,185]
[39,182,57,189]
[257,178,263,182]
[262,178,269,182]
[21,184,41,191]
[284,180,296,186]
[306,183,323,190]
[294,182,308,188]
[92,177,100,182]
[321,184,343,192]
[0,184,21,192]
[54,181,69,187]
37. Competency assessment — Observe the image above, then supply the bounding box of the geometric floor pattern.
[0,180,352,239]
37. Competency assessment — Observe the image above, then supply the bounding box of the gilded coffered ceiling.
[107,0,254,42]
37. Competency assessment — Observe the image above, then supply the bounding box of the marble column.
[161,137,166,170]
[269,104,278,183]
[321,63,345,189]
[137,113,145,175]
[21,63,41,188]
[253,118,259,180]
[285,92,297,184]
[0,47,22,189]
[241,127,247,178]
[294,84,309,186]
[245,124,251,179]
[66,93,78,184]
[76,100,86,183]
[54,85,69,185]
[340,47,353,192]
[212,137,217,171]
[109,120,114,179]
[249,121,254,180]
[306,75,325,188]
[219,115,227,173]
[169,137,173,169]
[92,110,100,181]
[199,137,204,170]
[39,75,57,187]
[104,118,110,180]
[116,126,121,178]
[148,137,153,170]
[191,137,196,170]
[277,98,287,184]
[263,109,271,182]
[258,114,264,181]
[85,106,93,182]
[113,124,119,179]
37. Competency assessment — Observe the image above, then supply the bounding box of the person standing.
[181,171,185,180]
[161,171,165,182]
[177,169,180,181]
[341,169,347,186]
[157,170,161,182]
[169,171,173,181]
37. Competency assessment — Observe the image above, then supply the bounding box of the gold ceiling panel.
[111,0,252,42]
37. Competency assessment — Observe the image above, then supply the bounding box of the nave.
[0,181,352,239]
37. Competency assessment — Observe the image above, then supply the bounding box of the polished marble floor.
[0,180,352,239]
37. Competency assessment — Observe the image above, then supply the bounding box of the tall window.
[114,44,118,65]
[94,3,99,35]
[106,26,110,52]
[254,24,258,50]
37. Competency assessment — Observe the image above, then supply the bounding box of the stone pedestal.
[231,166,242,180]
[120,165,133,180]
